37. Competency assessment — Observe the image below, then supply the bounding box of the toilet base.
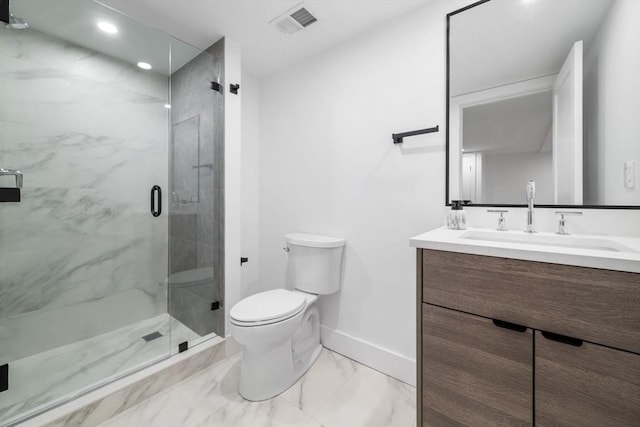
[235,301,323,401]
[239,342,322,401]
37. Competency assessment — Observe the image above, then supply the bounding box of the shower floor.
[0,314,201,426]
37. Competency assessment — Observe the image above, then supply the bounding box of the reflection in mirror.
[447,0,640,207]
[461,90,553,204]
[172,115,200,203]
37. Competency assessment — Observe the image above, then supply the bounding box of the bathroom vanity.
[411,228,640,426]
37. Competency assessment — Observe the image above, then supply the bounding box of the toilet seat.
[230,289,307,327]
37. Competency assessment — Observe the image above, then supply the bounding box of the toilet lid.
[230,289,306,324]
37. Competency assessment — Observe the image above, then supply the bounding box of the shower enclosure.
[0,1,225,425]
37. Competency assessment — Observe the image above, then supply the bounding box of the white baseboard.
[320,325,416,387]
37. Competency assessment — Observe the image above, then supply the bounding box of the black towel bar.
[392,125,439,144]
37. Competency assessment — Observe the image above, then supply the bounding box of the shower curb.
[15,337,235,427]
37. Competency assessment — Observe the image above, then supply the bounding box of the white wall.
[584,0,640,205]
[248,0,640,386]
[224,39,243,337]
[257,1,471,385]
[241,70,261,298]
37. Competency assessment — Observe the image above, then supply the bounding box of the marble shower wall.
[0,26,169,360]
[168,39,225,338]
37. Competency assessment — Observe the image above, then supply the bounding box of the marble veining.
[0,315,200,425]
[0,290,163,361]
[279,348,358,416]
[98,348,416,427]
[0,27,168,100]
[314,366,416,427]
[0,21,169,363]
[1,236,151,317]
[38,337,227,427]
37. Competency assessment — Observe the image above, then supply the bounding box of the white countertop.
[410,227,640,273]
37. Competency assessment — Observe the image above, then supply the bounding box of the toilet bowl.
[229,233,345,401]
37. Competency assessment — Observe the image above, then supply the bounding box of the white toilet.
[229,232,345,401]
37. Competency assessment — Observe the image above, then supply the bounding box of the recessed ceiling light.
[137,62,152,70]
[163,104,171,109]
[97,21,118,34]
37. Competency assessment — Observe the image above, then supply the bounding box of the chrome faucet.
[555,211,583,235]
[525,180,536,233]
[488,209,508,231]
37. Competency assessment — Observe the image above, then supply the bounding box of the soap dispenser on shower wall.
[447,200,467,230]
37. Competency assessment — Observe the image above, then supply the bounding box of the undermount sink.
[459,230,637,253]
[410,227,640,273]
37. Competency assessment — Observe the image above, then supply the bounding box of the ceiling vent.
[271,4,318,35]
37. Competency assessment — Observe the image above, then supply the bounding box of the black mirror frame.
[445,0,639,210]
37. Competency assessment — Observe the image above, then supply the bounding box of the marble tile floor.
[0,314,200,425]
[99,348,417,427]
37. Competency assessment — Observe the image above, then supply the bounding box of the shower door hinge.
[211,81,222,92]
[230,84,240,95]
[0,363,8,393]
[210,301,220,311]
[178,341,189,353]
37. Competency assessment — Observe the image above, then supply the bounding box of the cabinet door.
[422,304,532,426]
[536,331,640,426]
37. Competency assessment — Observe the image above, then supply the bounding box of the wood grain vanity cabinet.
[422,304,533,426]
[416,249,640,427]
[536,331,640,426]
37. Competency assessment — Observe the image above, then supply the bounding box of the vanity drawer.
[421,249,640,354]
[422,304,532,426]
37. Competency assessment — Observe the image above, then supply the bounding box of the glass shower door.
[0,1,188,424]
[168,39,226,351]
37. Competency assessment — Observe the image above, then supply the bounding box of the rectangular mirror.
[447,0,640,208]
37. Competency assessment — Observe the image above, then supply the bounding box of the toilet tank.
[285,233,346,295]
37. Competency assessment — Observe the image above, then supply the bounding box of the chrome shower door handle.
[0,168,23,188]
